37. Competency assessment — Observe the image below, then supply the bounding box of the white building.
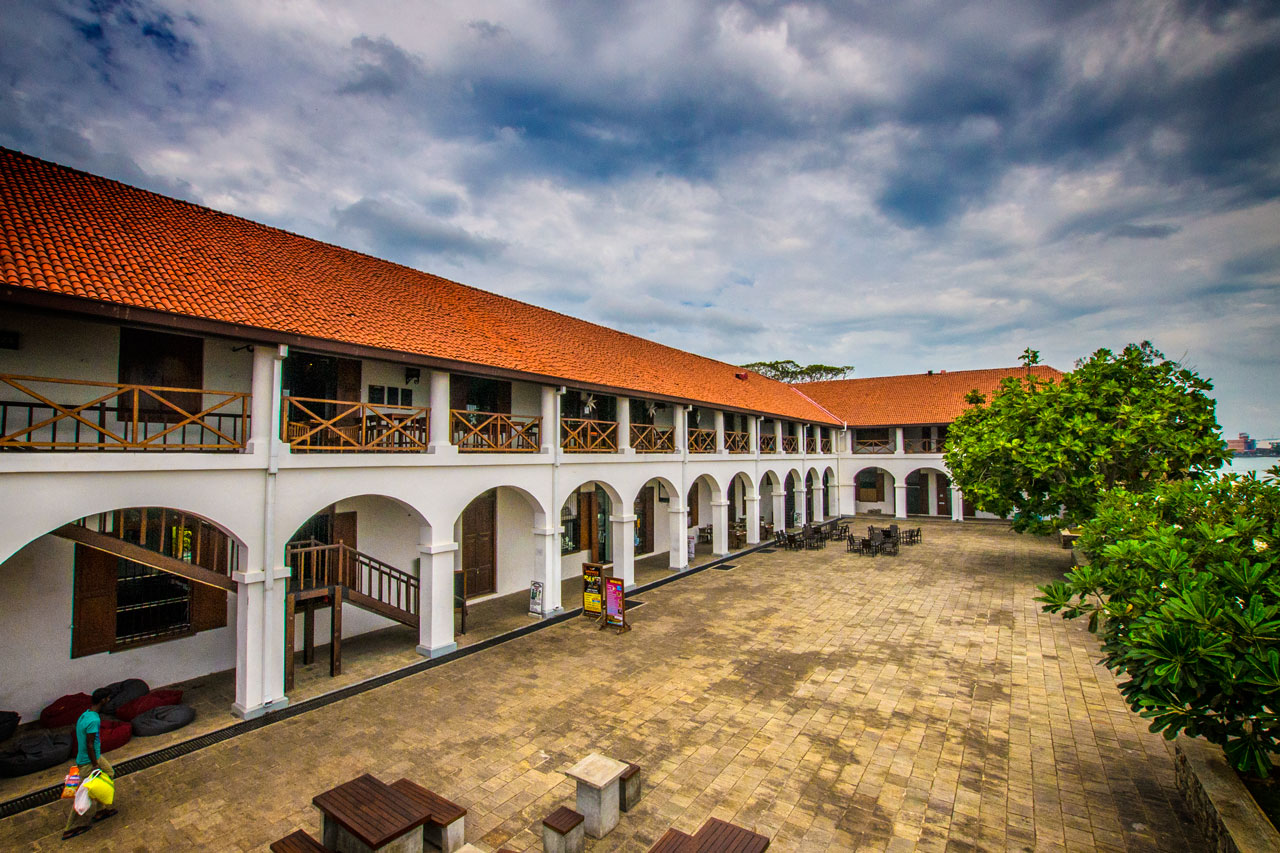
[0,148,1057,724]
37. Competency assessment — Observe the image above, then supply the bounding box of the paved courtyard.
[0,519,1206,851]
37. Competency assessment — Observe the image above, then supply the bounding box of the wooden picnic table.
[312,773,432,852]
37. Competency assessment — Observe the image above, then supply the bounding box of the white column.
[714,410,726,454]
[951,486,965,522]
[611,514,636,589]
[773,420,784,452]
[828,479,840,518]
[926,471,939,517]
[794,483,807,526]
[772,487,787,531]
[745,493,761,544]
[710,498,730,556]
[540,385,556,454]
[429,370,455,455]
[668,504,689,571]
[894,426,905,456]
[260,564,290,710]
[810,479,824,523]
[894,483,909,519]
[232,571,265,719]
[417,533,459,658]
[533,526,563,612]
[617,395,632,453]
[248,344,286,453]
[674,406,688,454]
[794,422,804,453]
[748,417,760,456]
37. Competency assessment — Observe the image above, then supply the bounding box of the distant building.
[1226,433,1256,453]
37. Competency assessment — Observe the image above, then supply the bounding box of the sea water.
[1222,456,1279,477]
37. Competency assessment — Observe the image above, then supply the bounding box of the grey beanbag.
[0,711,18,744]
[99,678,149,715]
[130,704,196,737]
[0,732,74,778]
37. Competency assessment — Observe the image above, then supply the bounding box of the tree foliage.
[741,360,855,383]
[1038,468,1280,775]
[943,342,1227,533]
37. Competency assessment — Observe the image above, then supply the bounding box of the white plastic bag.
[73,782,91,815]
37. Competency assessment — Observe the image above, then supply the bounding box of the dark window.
[117,328,203,420]
[368,385,386,405]
[561,501,580,554]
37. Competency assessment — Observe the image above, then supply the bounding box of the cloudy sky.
[2,1,1278,434]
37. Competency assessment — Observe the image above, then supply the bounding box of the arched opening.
[853,466,896,517]
[783,470,800,528]
[283,494,429,690]
[806,469,823,522]
[728,471,755,549]
[632,476,679,583]
[0,506,244,725]
[559,480,624,596]
[823,467,837,519]
[685,473,723,562]
[906,468,952,517]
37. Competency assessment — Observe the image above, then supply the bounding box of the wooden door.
[635,486,654,554]
[72,545,118,658]
[333,512,358,550]
[578,489,599,561]
[462,490,497,597]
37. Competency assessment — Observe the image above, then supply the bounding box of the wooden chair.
[270,830,331,853]
[647,828,694,853]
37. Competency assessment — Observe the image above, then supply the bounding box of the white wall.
[494,488,535,596]
[360,359,418,404]
[511,381,542,417]
[0,535,237,721]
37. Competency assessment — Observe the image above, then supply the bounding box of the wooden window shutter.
[450,376,468,412]
[336,358,362,403]
[577,490,592,552]
[72,545,118,658]
[689,483,699,526]
[190,525,228,633]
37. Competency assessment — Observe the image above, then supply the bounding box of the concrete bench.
[542,806,585,853]
[389,778,467,853]
[270,830,332,853]
[619,762,642,812]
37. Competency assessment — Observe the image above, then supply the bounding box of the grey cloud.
[1108,224,1181,240]
[333,198,504,262]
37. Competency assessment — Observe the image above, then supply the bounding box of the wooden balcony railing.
[0,374,248,451]
[688,428,716,453]
[781,435,799,453]
[451,410,541,452]
[805,437,818,453]
[561,417,618,453]
[851,439,894,454]
[631,423,675,452]
[905,438,944,453]
[759,433,777,453]
[820,438,832,454]
[283,397,428,451]
[725,431,751,453]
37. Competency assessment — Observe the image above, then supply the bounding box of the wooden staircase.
[283,540,420,689]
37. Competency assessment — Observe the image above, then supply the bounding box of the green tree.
[943,342,1227,533]
[1038,468,1280,774]
[741,360,854,383]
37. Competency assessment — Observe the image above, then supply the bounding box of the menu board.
[604,577,625,628]
[582,565,602,615]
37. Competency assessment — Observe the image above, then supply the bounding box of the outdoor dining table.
[312,773,432,853]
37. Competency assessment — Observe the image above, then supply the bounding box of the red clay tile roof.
[0,148,838,424]
[797,366,1064,427]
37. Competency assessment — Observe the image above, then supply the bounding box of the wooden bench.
[542,805,585,853]
[647,827,694,852]
[269,830,331,853]
[688,817,769,852]
[389,778,467,852]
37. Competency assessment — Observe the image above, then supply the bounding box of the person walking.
[62,687,118,841]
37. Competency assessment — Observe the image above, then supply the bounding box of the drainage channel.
[0,540,774,820]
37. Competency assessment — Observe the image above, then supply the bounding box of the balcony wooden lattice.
[806,436,818,453]
[561,417,618,453]
[851,439,894,454]
[725,431,750,453]
[905,438,944,453]
[688,428,716,453]
[0,374,248,451]
[820,438,833,454]
[759,433,777,453]
[283,397,429,451]
[781,435,799,453]
[451,410,541,452]
[631,424,675,453]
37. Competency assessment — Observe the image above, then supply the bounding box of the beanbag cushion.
[39,693,91,729]
[115,689,183,722]
[0,732,74,778]
[99,678,149,715]
[0,711,18,743]
[131,704,196,737]
[98,718,132,753]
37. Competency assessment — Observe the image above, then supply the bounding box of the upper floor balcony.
[687,428,716,454]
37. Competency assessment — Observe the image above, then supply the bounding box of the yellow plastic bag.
[81,769,114,807]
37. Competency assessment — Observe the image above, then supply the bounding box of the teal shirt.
[74,710,100,766]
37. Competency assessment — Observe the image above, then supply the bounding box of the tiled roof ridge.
[787,385,846,425]
[796,364,1063,388]
[1,146,841,423]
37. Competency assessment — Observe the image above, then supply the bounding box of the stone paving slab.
[0,519,1206,851]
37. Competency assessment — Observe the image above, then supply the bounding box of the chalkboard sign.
[582,563,603,616]
[529,581,544,616]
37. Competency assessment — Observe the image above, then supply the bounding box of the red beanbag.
[39,693,91,729]
[115,689,183,722]
[98,718,131,753]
